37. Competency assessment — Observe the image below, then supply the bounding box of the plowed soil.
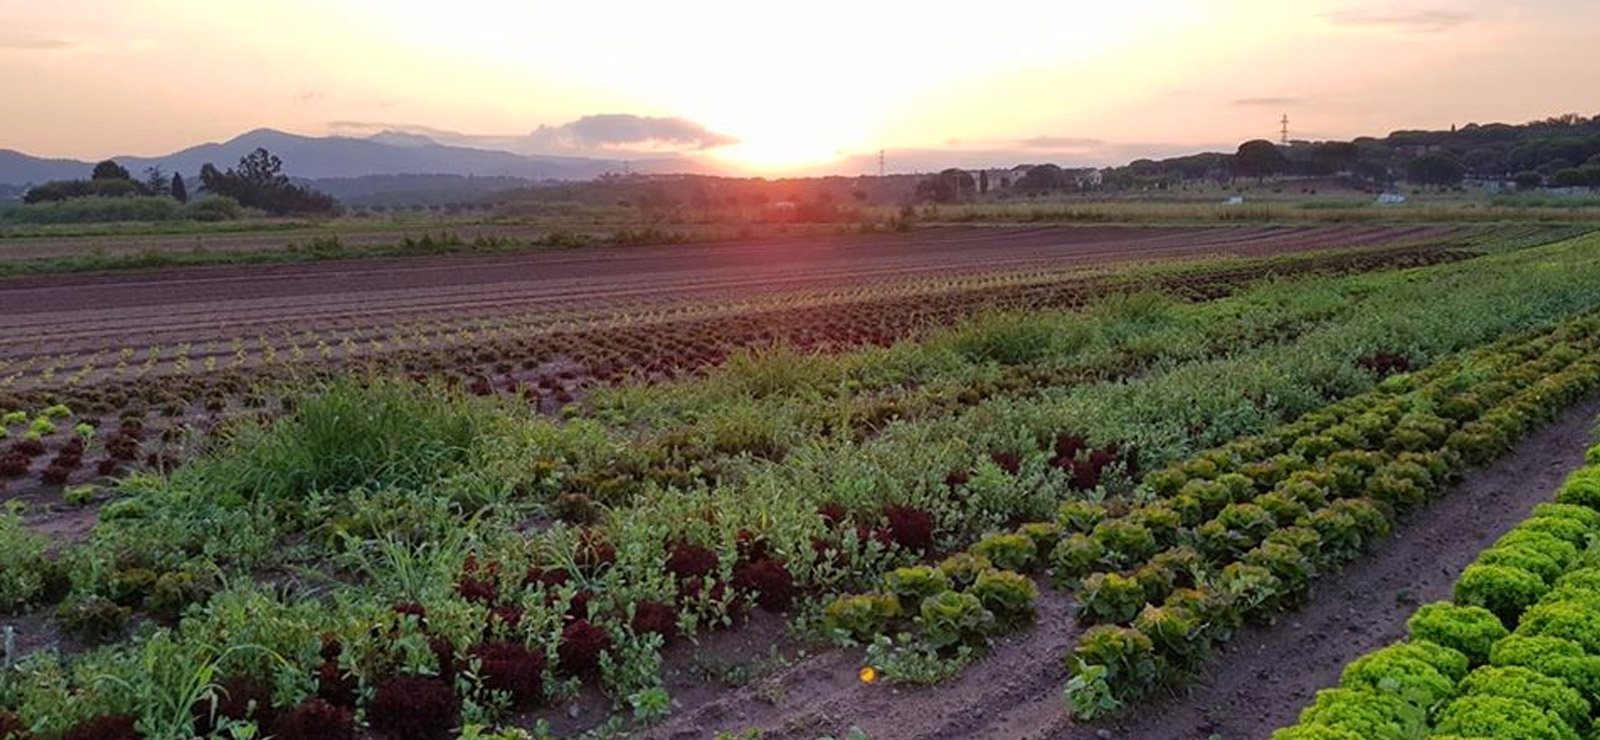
[0,225,1445,361]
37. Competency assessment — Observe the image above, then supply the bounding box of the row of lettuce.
[819,307,1600,714]
[5,234,1600,738]
[1272,441,1600,740]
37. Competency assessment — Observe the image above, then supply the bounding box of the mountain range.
[0,128,717,186]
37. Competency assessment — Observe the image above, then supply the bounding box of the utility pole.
[878,150,885,178]
[1280,114,1290,146]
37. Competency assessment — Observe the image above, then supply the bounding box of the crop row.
[1055,309,1600,712]
[0,229,1543,420]
[1272,440,1600,740]
[4,232,1600,737]
[814,306,1600,709]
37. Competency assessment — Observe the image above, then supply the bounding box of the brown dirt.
[634,397,1600,740]
[0,225,1442,361]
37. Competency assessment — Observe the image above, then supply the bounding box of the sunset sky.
[3,0,1599,173]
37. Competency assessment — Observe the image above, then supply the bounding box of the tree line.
[22,148,337,216]
[1115,113,1600,190]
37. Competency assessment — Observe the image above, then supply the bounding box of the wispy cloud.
[0,36,76,51]
[1016,136,1107,150]
[1233,96,1301,107]
[326,116,735,156]
[292,90,327,105]
[1320,9,1471,33]
[531,114,737,151]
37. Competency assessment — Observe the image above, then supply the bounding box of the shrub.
[1339,643,1459,709]
[0,713,26,740]
[1532,502,1600,530]
[917,590,993,649]
[1433,694,1579,740]
[558,619,614,678]
[1057,500,1107,533]
[1126,505,1182,546]
[1196,503,1276,560]
[1243,541,1316,609]
[631,600,678,643]
[1407,602,1510,666]
[1457,665,1590,734]
[1455,563,1549,624]
[665,542,720,582]
[731,558,796,611]
[1515,600,1600,654]
[57,596,131,644]
[1555,467,1600,510]
[969,569,1038,626]
[883,504,936,552]
[823,592,902,640]
[1516,516,1594,547]
[1050,533,1105,583]
[368,676,459,740]
[970,532,1037,572]
[271,698,356,740]
[938,552,993,590]
[1016,521,1063,553]
[470,641,545,708]
[1070,625,1159,702]
[1091,519,1158,566]
[1493,531,1578,570]
[1078,572,1148,625]
[1132,605,1209,679]
[0,513,55,613]
[1268,726,1365,740]
[1295,687,1424,740]
[884,566,951,607]
[60,715,139,740]
[1476,546,1562,586]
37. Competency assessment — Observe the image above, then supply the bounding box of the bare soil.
[0,225,1443,361]
[635,397,1600,740]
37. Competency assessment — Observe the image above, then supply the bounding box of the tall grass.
[170,377,508,505]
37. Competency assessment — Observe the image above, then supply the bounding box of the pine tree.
[170,173,188,203]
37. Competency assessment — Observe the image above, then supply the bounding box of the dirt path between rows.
[638,397,1600,740]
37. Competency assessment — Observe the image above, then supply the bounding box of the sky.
[2,0,1599,174]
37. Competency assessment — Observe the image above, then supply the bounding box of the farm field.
[8,224,1600,740]
[0,223,1501,501]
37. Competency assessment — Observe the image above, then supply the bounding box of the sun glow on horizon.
[3,1,1599,171]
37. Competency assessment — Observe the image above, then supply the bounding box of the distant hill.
[0,128,716,187]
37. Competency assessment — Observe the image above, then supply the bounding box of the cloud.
[1017,136,1107,150]
[1320,9,1471,33]
[292,90,327,105]
[0,36,76,51]
[530,114,737,151]
[1233,96,1301,107]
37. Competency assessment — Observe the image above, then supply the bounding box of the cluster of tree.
[198,148,337,215]
[24,161,187,204]
[1101,113,1600,190]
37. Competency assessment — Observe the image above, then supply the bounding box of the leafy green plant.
[915,591,992,650]
[1407,602,1509,666]
[1432,694,1579,740]
[0,512,59,614]
[883,566,950,608]
[968,569,1038,626]
[969,533,1037,573]
[823,593,903,643]
[1077,572,1147,626]
[1068,625,1158,703]
[1455,563,1549,625]
[1293,687,1425,740]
